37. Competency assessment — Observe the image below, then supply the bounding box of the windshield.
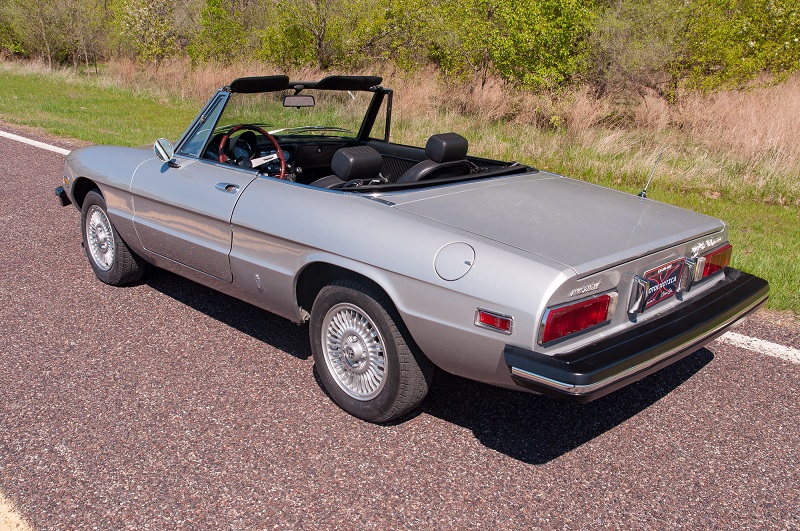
[215,89,376,139]
[177,82,522,188]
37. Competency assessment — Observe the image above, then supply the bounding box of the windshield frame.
[175,77,392,158]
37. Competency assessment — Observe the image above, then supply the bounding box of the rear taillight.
[694,243,732,281]
[539,292,618,345]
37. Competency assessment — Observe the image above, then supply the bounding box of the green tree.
[258,0,405,69]
[492,0,595,89]
[114,0,176,64]
[0,0,107,68]
[589,0,800,98]
[2,0,64,66]
[64,0,108,70]
[428,0,595,90]
[589,0,689,98]
[0,0,25,57]
[683,0,800,89]
[427,0,501,86]
[187,0,246,62]
[263,0,344,69]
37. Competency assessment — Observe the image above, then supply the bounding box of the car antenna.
[638,149,664,199]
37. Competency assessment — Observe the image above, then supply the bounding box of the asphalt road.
[1,129,799,529]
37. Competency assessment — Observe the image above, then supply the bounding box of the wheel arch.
[71,177,100,209]
[296,262,391,319]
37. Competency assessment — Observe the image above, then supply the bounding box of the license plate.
[643,258,685,309]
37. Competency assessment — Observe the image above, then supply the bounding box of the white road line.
[717,332,800,365]
[2,129,798,365]
[0,129,71,155]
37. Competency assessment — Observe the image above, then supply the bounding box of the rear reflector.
[540,292,617,345]
[694,243,732,281]
[475,309,513,334]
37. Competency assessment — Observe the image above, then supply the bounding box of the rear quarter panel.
[230,177,571,386]
[230,175,737,388]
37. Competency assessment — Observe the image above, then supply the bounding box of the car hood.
[388,172,724,277]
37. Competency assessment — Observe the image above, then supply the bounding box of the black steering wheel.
[218,124,287,180]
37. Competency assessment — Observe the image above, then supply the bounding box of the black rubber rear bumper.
[504,269,769,403]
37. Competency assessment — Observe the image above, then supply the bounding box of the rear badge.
[691,237,723,258]
[570,281,601,297]
[643,259,685,309]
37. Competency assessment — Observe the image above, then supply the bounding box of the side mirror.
[153,138,175,162]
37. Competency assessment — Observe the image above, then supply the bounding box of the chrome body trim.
[678,259,696,292]
[628,276,648,314]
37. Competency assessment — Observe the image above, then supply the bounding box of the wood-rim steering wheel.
[218,124,287,180]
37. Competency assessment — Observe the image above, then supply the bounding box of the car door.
[130,156,257,281]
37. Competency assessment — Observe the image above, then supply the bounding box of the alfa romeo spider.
[56,75,769,422]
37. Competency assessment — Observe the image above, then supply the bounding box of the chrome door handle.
[215,183,240,194]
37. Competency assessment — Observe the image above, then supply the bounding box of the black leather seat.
[310,145,384,188]
[395,133,471,183]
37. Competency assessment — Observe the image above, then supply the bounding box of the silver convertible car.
[56,75,769,422]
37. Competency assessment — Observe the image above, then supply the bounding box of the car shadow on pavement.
[143,267,712,465]
[144,268,312,360]
[419,349,714,465]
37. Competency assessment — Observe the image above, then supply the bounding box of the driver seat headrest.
[331,146,383,181]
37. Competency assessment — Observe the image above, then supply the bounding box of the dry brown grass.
[104,59,281,101]
[677,77,800,163]
[675,78,800,203]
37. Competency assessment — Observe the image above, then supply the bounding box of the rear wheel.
[310,279,434,422]
[81,190,146,285]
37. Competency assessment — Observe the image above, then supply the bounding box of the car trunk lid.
[389,173,724,277]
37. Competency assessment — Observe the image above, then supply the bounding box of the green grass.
[0,68,198,145]
[1,64,797,315]
[645,191,799,312]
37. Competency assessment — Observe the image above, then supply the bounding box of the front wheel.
[309,279,434,423]
[80,190,146,285]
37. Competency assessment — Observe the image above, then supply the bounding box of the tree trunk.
[315,26,327,69]
[37,11,52,69]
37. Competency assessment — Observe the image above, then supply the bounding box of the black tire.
[310,278,434,423]
[80,189,146,286]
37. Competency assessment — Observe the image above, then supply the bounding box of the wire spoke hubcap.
[86,205,115,271]
[322,303,387,401]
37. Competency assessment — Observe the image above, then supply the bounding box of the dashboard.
[203,130,354,184]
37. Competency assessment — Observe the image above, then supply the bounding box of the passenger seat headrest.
[425,133,468,163]
[331,146,383,181]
